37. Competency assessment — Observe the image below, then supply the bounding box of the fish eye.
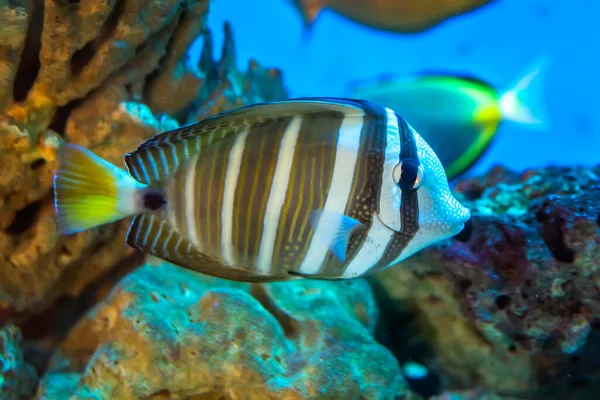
[393,159,424,191]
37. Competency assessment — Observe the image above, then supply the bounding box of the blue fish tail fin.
[498,52,551,130]
[53,144,147,235]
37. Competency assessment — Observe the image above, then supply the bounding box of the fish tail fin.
[294,0,323,26]
[53,144,147,235]
[498,53,551,129]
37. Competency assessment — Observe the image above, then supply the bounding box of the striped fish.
[52,98,470,281]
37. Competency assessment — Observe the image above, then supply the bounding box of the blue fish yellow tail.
[498,52,551,130]
[53,144,147,235]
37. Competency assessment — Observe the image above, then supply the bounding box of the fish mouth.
[453,216,473,242]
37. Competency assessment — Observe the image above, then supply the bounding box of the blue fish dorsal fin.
[124,98,369,185]
[416,71,497,93]
[309,210,362,263]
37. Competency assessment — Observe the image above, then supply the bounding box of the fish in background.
[52,98,470,282]
[347,56,550,179]
[288,0,495,33]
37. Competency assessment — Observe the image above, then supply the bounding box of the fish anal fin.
[127,214,290,282]
[309,210,363,263]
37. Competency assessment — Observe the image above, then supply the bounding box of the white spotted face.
[393,123,471,262]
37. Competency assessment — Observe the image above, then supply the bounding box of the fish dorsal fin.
[127,214,291,282]
[124,98,368,184]
[417,72,497,93]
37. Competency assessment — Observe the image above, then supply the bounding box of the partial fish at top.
[289,0,495,33]
[52,98,470,282]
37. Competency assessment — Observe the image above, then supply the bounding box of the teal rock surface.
[0,324,37,399]
[36,260,413,399]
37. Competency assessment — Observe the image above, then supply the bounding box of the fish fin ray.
[53,144,144,235]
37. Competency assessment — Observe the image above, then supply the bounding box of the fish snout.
[453,214,473,242]
[444,195,471,237]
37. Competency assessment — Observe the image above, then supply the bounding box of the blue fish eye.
[393,159,424,191]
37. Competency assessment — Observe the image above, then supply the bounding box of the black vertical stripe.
[372,114,421,270]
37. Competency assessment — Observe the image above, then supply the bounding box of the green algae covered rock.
[0,324,37,399]
[36,260,413,399]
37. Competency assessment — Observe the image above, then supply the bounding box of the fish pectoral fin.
[309,210,363,263]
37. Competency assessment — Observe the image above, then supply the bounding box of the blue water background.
[199,0,598,176]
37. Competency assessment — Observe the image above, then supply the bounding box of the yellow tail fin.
[53,144,146,235]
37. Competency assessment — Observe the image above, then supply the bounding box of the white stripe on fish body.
[342,108,401,278]
[184,154,202,248]
[257,117,303,273]
[221,129,250,266]
[298,112,365,275]
[380,108,403,231]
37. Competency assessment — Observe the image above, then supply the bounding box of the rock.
[429,389,522,400]
[36,261,413,399]
[0,324,37,399]
[372,165,600,398]
[0,0,288,314]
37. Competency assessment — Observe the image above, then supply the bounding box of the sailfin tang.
[125,98,369,185]
[54,144,145,235]
[309,210,363,263]
[127,214,291,282]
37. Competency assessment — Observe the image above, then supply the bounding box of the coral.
[0,324,37,399]
[0,0,287,314]
[36,261,412,399]
[373,165,600,398]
